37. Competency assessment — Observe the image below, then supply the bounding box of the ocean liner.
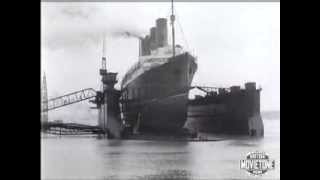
[120,2,197,134]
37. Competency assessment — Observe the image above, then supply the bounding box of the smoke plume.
[112,31,144,40]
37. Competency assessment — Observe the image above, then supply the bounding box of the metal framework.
[191,86,230,94]
[44,122,104,135]
[41,73,49,123]
[42,88,97,112]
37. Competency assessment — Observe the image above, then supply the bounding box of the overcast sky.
[41,2,280,125]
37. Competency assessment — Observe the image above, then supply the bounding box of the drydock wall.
[185,82,264,136]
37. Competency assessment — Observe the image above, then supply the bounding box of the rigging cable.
[173,6,191,53]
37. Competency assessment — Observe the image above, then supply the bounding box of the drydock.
[41,1,264,140]
[41,47,264,140]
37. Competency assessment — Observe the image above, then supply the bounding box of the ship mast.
[100,37,107,132]
[171,0,175,58]
[102,37,107,71]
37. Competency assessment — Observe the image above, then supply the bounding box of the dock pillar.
[99,70,122,139]
[245,82,264,137]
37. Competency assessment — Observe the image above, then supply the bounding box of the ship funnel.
[149,27,157,50]
[156,18,168,48]
[139,37,143,56]
[139,38,142,56]
[141,18,168,54]
[140,35,151,56]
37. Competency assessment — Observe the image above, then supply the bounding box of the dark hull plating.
[121,52,197,133]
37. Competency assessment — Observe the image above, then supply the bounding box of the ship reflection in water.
[41,115,280,180]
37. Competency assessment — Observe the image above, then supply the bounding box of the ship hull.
[121,52,197,134]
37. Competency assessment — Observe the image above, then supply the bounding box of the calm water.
[41,116,280,180]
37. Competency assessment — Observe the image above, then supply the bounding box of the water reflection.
[42,119,280,180]
[227,137,264,147]
[94,140,193,179]
[137,169,192,180]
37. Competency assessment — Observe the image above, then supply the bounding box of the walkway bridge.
[41,88,98,112]
[41,88,105,135]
